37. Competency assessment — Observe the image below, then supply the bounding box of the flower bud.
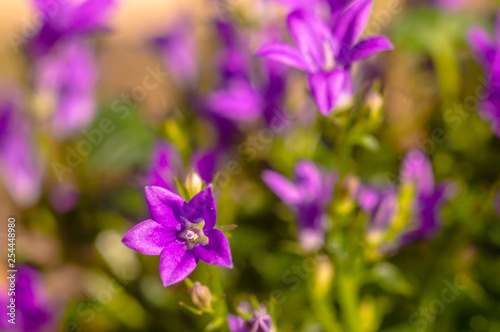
[185,170,203,198]
[189,281,212,311]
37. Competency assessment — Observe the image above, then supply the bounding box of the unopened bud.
[189,281,212,311]
[185,170,203,198]
[365,91,384,120]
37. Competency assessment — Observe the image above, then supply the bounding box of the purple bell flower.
[227,301,275,332]
[122,186,233,287]
[27,0,116,56]
[262,161,335,252]
[2,265,60,332]
[32,40,98,139]
[354,150,453,246]
[0,93,43,207]
[256,0,393,115]
[152,16,199,87]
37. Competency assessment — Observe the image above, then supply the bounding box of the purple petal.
[145,186,185,229]
[307,69,345,116]
[262,170,302,204]
[194,229,233,268]
[287,10,335,71]
[467,27,496,70]
[184,186,217,229]
[206,80,263,121]
[349,35,393,62]
[357,185,381,213]
[66,0,117,33]
[147,141,182,191]
[256,42,310,71]
[333,0,372,49]
[159,241,198,286]
[400,150,435,196]
[227,314,245,331]
[122,219,177,255]
[294,161,323,202]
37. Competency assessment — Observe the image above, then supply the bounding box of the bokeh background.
[1,0,500,331]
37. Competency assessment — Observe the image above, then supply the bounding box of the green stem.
[338,267,360,332]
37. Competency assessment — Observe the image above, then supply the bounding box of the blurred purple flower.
[262,161,336,252]
[146,141,219,191]
[28,0,116,56]
[48,182,80,213]
[494,191,500,216]
[152,17,198,87]
[355,150,453,246]
[468,10,500,138]
[2,265,59,332]
[33,40,98,139]
[228,301,275,332]
[122,186,233,287]
[205,21,288,123]
[256,0,393,115]
[0,94,43,207]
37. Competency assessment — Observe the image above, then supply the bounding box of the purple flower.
[262,161,335,251]
[494,190,500,217]
[2,265,60,331]
[227,301,275,332]
[122,186,233,287]
[27,0,116,56]
[205,21,288,123]
[32,40,97,139]
[48,182,80,213]
[468,10,500,138]
[146,141,219,191]
[354,150,453,246]
[0,93,43,207]
[256,0,393,115]
[152,16,198,87]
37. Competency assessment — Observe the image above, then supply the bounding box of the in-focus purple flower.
[468,9,500,138]
[354,150,453,246]
[256,0,393,115]
[33,40,97,139]
[0,93,43,207]
[27,0,116,56]
[262,161,335,251]
[152,16,198,87]
[122,186,232,287]
[2,265,60,332]
[227,301,275,332]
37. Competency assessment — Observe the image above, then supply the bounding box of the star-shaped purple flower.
[256,0,393,115]
[122,185,233,287]
[263,161,335,251]
[468,9,500,138]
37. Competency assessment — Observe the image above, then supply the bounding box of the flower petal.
[333,0,372,49]
[287,10,335,71]
[206,80,263,121]
[262,170,302,204]
[349,35,393,62]
[194,229,233,268]
[227,314,245,331]
[256,42,310,71]
[307,69,345,116]
[159,240,198,287]
[184,186,217,229]
[122,219,177,255]
[294,161,323,202]
[400,150,435,196]
[145,186,184,229]
[468,27,496,72]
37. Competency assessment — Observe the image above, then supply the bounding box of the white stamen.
[186,230,196,240]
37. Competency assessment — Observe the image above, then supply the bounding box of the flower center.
[177,218,209,250]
